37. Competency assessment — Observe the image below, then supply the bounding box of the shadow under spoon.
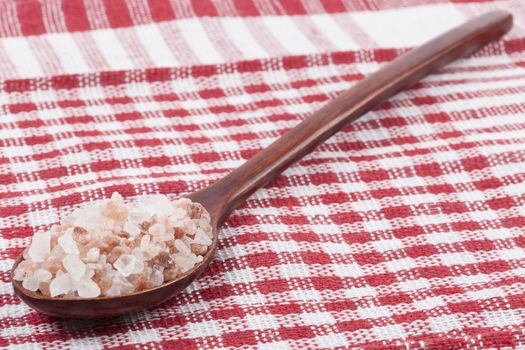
[12,11,513,318]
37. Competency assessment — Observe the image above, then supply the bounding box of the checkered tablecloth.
[2,0,525,348]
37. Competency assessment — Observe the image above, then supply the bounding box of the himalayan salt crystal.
[85,248,100,263]
[173,227,186,239]
[23,269,53,291]
[28,230,51,263]
[172,207,186,219]
[63,255,86,281]
[76,278,101,298]
[150,267,164,287]
[135,275,154,291]
[35,269,52,282]
[41,256,62,275]
[180,219,196,235]
[100,234,120,253]
[188,203,204,219]
[50,273,73,297]
[106,273,135,297]
[174,239,191,255]
[101,192,128,222]
[45,229,57,242]
[15,192,212,298]
[163,266,180,281]
[167,208,187,227]
[114,254,143,277]
[13,260,38,281]
[144,244,162,260]
[115,230,130,239]
[132,259,145,275]
[87,263,104,271]
[131,248,143,260]
[143,195,175,217]
[86,263,104,271]
[123,221,141,238]
[58,231,79,255]
[174,197,192,211]
[152,252,175,268]
[72,226,91,245]
[126,236,141,250]
[83,269,95,280]
[93,270,112,294]
[140,235,150,250]
[74,209,114,231]
[22,275,41,291]
[128,207,152,227]
[148,223,166,236]
[139,221,152,233]
[165,240,176,253]
[107,246,130,264]
[40,281,51,296]
[51,242,66,257]
[194,230,212,246]
[173,253,198,273]
[191,244,208,256]
[196,219,213,234]
[156,233,174,242]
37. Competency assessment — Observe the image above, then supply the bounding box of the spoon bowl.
[12,225,219,318]
[12,191,221,318]
[12,11,513,318]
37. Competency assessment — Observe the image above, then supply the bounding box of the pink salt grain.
[72,227,91,245]
[14,192,213,298]
[191,244,208,256]
[107,246,129,265]
[152,252,175,268]
[163,266,180,281]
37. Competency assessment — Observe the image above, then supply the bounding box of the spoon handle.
[193,11,512,223]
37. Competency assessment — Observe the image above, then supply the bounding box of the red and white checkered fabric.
[2,0,525,348]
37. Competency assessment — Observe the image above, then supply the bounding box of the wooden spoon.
[12,11,512,318]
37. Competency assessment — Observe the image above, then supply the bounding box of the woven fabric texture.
[3,0,525,349]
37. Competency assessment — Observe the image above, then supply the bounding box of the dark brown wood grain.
[12,11,512,318]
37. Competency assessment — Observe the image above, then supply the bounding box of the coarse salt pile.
[13,193,213,298]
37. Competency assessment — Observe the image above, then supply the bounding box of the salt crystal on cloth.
[4,1,525,349]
